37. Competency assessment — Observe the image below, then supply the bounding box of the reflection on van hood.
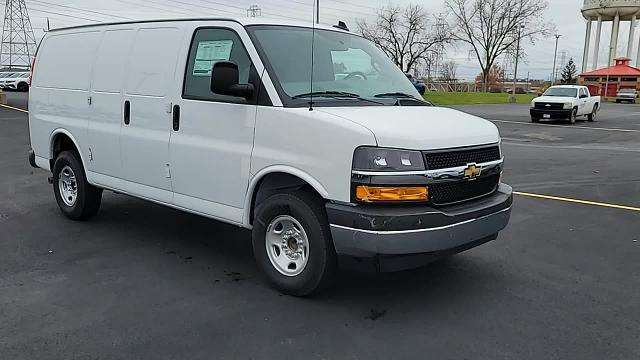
[317,106,500,150]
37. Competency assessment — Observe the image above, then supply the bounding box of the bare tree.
[440,61,458,82]
[358,4,452,73]
[445,0,554,91]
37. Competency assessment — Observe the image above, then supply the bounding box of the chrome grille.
[534,102,563,110]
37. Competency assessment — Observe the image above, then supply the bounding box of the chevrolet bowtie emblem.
[463,163,481,179]
[545,104,551,107]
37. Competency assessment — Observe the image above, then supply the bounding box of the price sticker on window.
[193,40,233,77]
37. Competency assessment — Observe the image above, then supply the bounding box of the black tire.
[615,100,620,103]
[587,104,598,122]
[252,190,337,296]
[52,151,102,220]
[569,108,577,124]
[17,82,28,92]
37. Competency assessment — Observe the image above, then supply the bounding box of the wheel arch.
[244,166,330,227]
[49,129,86,171]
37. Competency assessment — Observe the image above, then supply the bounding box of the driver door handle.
[172,105,180,131]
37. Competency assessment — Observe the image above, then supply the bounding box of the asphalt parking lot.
[1,92,639,359]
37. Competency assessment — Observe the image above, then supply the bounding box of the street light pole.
[512,25,525,96]
[316,0,320,24]
[552,34,561,85]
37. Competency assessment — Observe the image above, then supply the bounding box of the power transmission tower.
[1,0,37,70]
[559,50,568,68]
[247,5,261,17]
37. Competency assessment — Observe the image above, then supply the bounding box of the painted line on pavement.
[491,119,640,133]
[514,191,640,212]
[0,103,28,113]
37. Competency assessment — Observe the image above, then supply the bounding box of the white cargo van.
[29,18,512,295]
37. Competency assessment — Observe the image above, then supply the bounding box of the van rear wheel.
[252,190,336,296]
[52,151,102,220]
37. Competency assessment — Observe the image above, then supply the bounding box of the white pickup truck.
[530,85,600,124]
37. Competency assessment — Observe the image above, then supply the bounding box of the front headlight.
[352,147,425,172]
[563,102,573,109]
[530,101,536,108]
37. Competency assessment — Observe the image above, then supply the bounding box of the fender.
[242,165,330,227]
[49,128,88,172]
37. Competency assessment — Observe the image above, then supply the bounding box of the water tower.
[581,0,640,71]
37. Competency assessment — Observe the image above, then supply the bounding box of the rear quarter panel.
[29,30,101,165]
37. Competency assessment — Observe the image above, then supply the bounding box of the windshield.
[248,26,423,106]
[619,89,636,93]
[543,87,578,97]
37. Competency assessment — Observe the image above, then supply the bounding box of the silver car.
[616,88,637,104]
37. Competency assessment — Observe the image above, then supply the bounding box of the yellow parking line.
[0,103,28,113]
[514,191,640,212]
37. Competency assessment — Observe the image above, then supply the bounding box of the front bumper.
[530,108,572,119]
[326,184,512,269]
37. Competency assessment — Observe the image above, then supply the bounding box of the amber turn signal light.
[355,186,428,202]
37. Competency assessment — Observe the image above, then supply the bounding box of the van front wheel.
[252,190,336,296]
[52,151,102,220]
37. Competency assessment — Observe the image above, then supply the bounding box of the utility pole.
[512,24,525,98]
[1,0,37,70]
[552,34,561,85]
[316,0,319,24]
[246,5,261,17]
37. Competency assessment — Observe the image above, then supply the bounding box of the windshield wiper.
[374,92,422,101]
[291,91,383,105]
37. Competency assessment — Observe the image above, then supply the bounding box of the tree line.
[357,0,555,92]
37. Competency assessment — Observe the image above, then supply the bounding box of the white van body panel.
[88,28,136,177]
[119,26,183,203]
[249,107,376,207]
[29,30,101,169]
[317,107,500,150]
[29,18,502,232]
[169,21,263,223]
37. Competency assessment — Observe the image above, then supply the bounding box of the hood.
[317,106,500,150]
[533,96,576,103]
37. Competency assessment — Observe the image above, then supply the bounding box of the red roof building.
[579,57,640,97]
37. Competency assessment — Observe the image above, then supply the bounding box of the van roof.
[50,17,350,33]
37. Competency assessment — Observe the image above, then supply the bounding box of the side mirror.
[579,94,588,99]
[210,61,254,99]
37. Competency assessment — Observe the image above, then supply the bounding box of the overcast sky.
[2,0,637,80]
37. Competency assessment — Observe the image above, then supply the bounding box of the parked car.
[530,85,601,124]
[29,18,512,296]
[405,73,426,95]
[0,72,30,92]
[0,72,17,83]
[616,88,637,103]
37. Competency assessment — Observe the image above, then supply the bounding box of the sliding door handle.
[124,100,131,125]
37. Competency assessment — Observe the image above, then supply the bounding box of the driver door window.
[183,28,252,103]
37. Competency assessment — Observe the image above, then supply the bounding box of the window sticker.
[193,40,233,76]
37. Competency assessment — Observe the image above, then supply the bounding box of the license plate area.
[543,114,551,119]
